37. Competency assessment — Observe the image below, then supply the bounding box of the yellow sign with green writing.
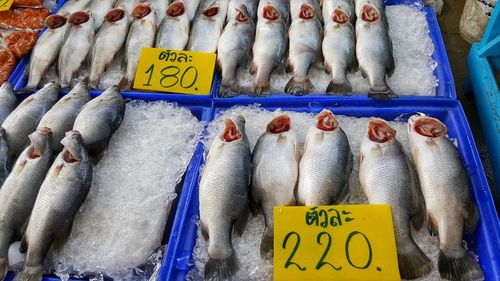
[0,0,13,11]
[274,205,400,281]
[133,48,216,95]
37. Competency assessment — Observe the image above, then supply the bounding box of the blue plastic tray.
[164,99,500,281]
[213,0,455,101]
[4,92,214,281]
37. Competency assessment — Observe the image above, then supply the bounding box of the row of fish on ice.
[0,81,125,281]
[200,110,483,281]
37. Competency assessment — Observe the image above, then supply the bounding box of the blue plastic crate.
[3,92,213,281]
[213,0,455,101]
[164,99,500,281]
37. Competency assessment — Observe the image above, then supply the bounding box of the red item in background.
[12,0,44,7]
[5,30,38,59]
[0,48,16,84]
[0,8,50,29]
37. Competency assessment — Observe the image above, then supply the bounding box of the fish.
[88,0,117,30]
[290,0,322,23]
[256,0,289,24]
[26,15,68,90]
[322,0,357,94]
[0,129,10,186]
[120,3,157,90]
[217,5,255,97]
[89,8,129,89]
[57,0,92,15]
[0,82,17,125]
[297,109,352,205]
[2,81,59,159]
[37,81,91,154]
[73,85,125,159]
[187,0,229,53]
[355,0,395,98]
[285,3,322,95]
[359,118,431,280]
[115,0,141,17]
[155,1,190,50]
[250,3,287,96]
[149,0,171,26]
[179,0,200,20]
[227,0,258,22]
[58,11,95,89]
[199,115,251,280]
[13,130,92,281]
[251,115,299,258]
[408,114,484,281]
[0,128,52,281]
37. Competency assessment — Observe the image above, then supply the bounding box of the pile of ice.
[48,101,204,280]
[188,105,475,281]
[231,5,438,96]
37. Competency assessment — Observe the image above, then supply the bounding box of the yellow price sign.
[274,205,400,281]
[133,48,216,95]
[0,0,13,11]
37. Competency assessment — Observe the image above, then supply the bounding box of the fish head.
[61,130,85,164]
[38,80,61,100]
[105,8,126,23]
[235,5,252,24]
[299,3,316,20]
[132,3,154,20]
[28,127,52,159]
[100,85,122,102]
[69,10,92,26]
[166,1,186,18]
[45,14,68,29]
[0,81,13,93]
[202,2,220,18]
[316,109,339,131]
[367,118,396,144]
[70,80,90,98]
[360,3,380,24]
[267,114,291,134]
[331,7,350,25]
[220,114,246,143]
[408,114,447,139]
[262,4,281,21]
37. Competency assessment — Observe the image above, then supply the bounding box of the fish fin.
[249,61,257,75]
[19,235,28,254]
[118,77,132,90]
[0,257,7,281]
[285,61,292,73]
[360,67,367,79]
[200,220,209,241]
[285,77,313,96]
[13,265,43,281]
[260,227,274,259]
[438,249,484,281]
[397,241,432,279]
[368,85,397,99]
[464,202,479,234]
[427,213,439,236]
[326,80,352,95]
[52,221,74,252]
[233,206,249,237]
[252,83,271,97]
[15,217,30,241]
[408,159,426,231]
[323,62,331,74]
[219,81,240,98]
[204,249,239,280]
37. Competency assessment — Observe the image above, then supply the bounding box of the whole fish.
[0,82,17,125]
[322,0,356,94]
[359,118,431,280]
[155,1,190,50]
[297,109,352,205]
[355,0,395,98]
[199,115,251,280]
[256,0,289,24]
[187,1,229,53]
[290,0,322,23]
[26,15,68,90]
[13,130,92,281]
[285,2,322,95]
[250,3,286,96]
[0,129,10,186]
[73,85,125,158]
[2,82,59,158]
[89,8,129,89]
[251,115,299,258]
[217,5,255,97]
[179,0,200,20]
[120,3,157,90]
[88,0,117,30]
[58,11,95,89]
[115,0,141,17]
[38,81,91,153]
[57,0,92,15]
[408,114,484,281]
[149,0,171,26]
[0,128,52,281]
[227,0,258,22]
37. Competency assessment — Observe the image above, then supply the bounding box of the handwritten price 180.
[142,64,199,90]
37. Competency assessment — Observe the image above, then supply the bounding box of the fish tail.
[397,241,432,279]
[326,80,352,95]
[260,227,274,259]
[0,258,7,281]
[368,84,396,99]
[13,265,43,281]
[438,248,484,281]
[285,77,313,96]
[204,249,239,280]
[219,79,240,98]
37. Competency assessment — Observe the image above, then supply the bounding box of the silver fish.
[359,118,431,280]
[408,114,484,281]
[0,82,17,125]
[0,129,10,186]
[199,115,251,280]
[88,0,117,30]
[227,0,258,22]
[322,0,356,94]
[13,130,92,281]
[115,0,141,17]
[355,0,395,98]
[256,0,289,24]
[89,8,129,89]
[217,5,255,97]
[26,15,69,90]
[120,3,157,90]
[73,85,125,158]
[188,0,229,53]
[285,2,322,95]
[250,3,287,96]
[297,110,352,205]
[149,0,171,26]
[251,115,299,258]
[2,82,59,158]
[155,1,190,50]
[58,11,95,89]
[57,0,92,15]
[37,81,91,153]
[0,128,52,281]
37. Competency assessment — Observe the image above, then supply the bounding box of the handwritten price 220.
[142,64,199,90]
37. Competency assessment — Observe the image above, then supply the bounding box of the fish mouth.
[105,8,126,23]
[167,2,185,17]
[132,3,153,19]
[235,6,250,22]
[69,11,90,25]
[202,3,220,17]
[412,116,447,138]
[368,118,396,143]
[332,8,349,25]
[45,14,68,29]
[221,118,242,142]
[63,148,80,163]
[267,115,291,134]
[263,4,280,21]
[317,109,338,131]
[27,127,52,159]
[299,3,315,20]
[360,3,380,23]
